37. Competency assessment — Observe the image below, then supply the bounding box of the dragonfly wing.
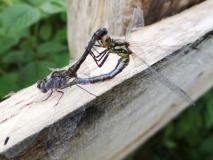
[69,58,97,96]
[48,59,78,72]
[130,42,182,50]
[69,58,92,77]
[126,6,145,41]
[131,49,194,105]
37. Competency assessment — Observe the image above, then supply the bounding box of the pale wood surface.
[142,0,204,24]
[0,1,213,159]
[67,0,205,58]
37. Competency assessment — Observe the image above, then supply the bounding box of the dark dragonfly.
[67,7,194,105]
[37,28,108,105]
[38,7,193,105]
[70,34,132,85]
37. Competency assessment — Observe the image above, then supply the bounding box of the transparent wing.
[130,46,194,105]
[48,59,78,73]
[48,59,92,78]
[128,33,190,103]
[124,5,193,105]
[129,41,184,62]
[126,6,145,41]
[68,59,97,96]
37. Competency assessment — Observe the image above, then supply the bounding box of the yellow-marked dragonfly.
[65,6,194,105]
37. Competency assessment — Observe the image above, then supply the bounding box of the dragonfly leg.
[93,39,104,48]
[90,50,110,67]
[90,48,108,58]
[91,47,99,56]
[76,84,97,97]
[93,48,109,59]
[54,90,64,106]
[96,50,109,61]
[94,44,102,47]
[96,51,109,67]
[41,90,53,102]
[94,51,109,67]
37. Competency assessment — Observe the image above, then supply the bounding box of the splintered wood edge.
[0,0,213,154]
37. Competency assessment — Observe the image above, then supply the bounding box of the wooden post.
[0,1,213,159]
[67,0,204,58]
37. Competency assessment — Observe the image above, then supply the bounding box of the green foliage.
[204,93,213,128]
[125,89,213,160]
[0,1,212,159]
[39,0,66,15]
[0,4,41,34]
[0,0,68,98]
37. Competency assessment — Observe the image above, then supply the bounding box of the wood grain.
[0,1,213,159]
[67,0,205,58]
[142,0,205,25]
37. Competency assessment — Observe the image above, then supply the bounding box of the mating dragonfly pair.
[37,27,131,104]
[37,7,193,105]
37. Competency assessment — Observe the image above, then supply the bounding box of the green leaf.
[0,28,28,54]
[174,106,204,146]
[0,36,20,54]
[49,53,69,67]
[39,23,52,40]
[200,135,213,154]
[27,0,45,6]
[37,41,67,56]
[205,92,213,128]
[2,0,13,6]
[19,38,35,54]
[54,27,67,42]
[2,50,30,65]
[39,0,66,15]
[0,72,18,97]
[17,61,55,88]
[162,124,177,149]
[163,139,176,149]
[0,3,41,33]
[59,12,67,22]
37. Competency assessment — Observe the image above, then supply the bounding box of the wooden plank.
[142,0,205,25]
[67,0,205,58]
[0,1,213,159]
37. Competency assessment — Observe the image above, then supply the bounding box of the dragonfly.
[3,28,109,150]
[37,28,108,105]
[67,6,194,105]
[44,7,195,159]
[3,5,193,160]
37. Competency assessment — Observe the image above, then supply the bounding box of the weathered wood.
[67,0,205,58]
[0,1,213,159]
[143,0,205,25]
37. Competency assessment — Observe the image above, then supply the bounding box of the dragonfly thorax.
[37,76,68,93]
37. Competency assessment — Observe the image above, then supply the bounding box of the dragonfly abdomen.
[72,59,127,85]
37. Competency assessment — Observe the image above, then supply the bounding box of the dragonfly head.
[99,34,111,48]
[37,78,49,93]
[94,28,108,39]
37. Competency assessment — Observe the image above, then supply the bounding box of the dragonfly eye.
[37,79,48,93]
[95,28,108,39]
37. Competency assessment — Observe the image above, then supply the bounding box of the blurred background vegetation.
[125,89,213,160]
[0,0,69,98]
[0,0,212,159]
